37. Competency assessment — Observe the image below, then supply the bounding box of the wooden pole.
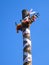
[16,9,39,65]
[22,9,32,65]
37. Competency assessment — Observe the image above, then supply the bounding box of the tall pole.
[16,9,39,65]
[22,9,32,65]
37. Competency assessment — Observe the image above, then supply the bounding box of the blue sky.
[0,0,49,65]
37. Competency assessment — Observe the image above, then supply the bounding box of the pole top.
[22,9,30,19]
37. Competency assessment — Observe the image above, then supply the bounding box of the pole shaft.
[22,28,32,65]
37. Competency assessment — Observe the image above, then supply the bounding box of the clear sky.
[0,0,49,65]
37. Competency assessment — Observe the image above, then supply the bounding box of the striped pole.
[16,9,39,65]
[22,27,32,65]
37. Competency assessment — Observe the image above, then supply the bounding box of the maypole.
[16,9,39,65]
